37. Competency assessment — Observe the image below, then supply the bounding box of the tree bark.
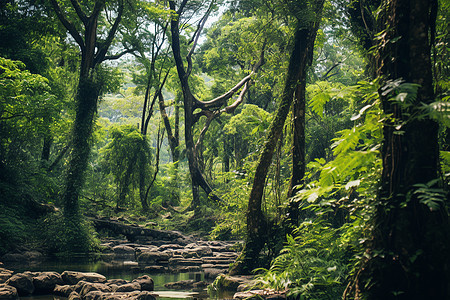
[354,0,450,299]
[169,0,262,210]
[230,10,323,273]
[50,0,125,252]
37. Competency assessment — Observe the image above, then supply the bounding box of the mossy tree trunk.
[353,0,450,298]
[50,0,126,252]
[230,1,324,272]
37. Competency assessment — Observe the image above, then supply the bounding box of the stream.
[3,257,223,300]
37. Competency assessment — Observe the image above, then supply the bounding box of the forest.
[0,0,449,299]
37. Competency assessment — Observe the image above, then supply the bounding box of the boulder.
[75,281,112,297]
[134,290,157,300]
[211,274,255,292]
[0,284,18,299]
[171,266,201,273]
[5,273,34,295]
[203,268,225,279]
[112,245,136,260]
[114,282,141,293]
[136,251,170,264]
[164,280,196,290]
[68,291,81,300]
[168,257,203,266]
[193,281,208,290]
[181,246,212,258]
[107,279,129,286]
[62,271,107,285]
[22,251,44,262]
[132,275,154,291]
[83,290,103,300]
[32,271,63,294]
[158,244,184,251]
[53,284,76,297]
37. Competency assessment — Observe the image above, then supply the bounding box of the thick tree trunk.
[230,23,317,275]
[355,0,450,299]
[286,78,307,228]
[62,75,99,252]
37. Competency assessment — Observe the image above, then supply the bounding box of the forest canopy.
[0,0,449,299]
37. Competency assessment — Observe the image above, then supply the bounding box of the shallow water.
[5,258,213,300]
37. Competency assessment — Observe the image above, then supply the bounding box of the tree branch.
[186,0,215,77]
[194,42,265,110]
[69,0,88,25]
[95,0,124,65]
[49,0,85,50]
[103,48,136,61]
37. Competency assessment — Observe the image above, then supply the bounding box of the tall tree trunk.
[354,0,450,299]
[230,14,323,274]
[63,75,100,252]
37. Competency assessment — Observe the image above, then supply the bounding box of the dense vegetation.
[1,0,449,299]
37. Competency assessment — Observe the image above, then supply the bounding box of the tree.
[231,0,325,274]
[49,0,132,252]
[348,0,450,298]
[169,0,265,213]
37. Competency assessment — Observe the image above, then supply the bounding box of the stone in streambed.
[132,275,154,291]
[0,284,18,299]
[53,284,76,297]
[32,271,63,294]
[5,273,34,295]
[0,268,14,284]
[61,271,106,285]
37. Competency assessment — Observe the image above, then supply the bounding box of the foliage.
[100,125,152,209]
[258,80,383,298]
[257,220,348,299]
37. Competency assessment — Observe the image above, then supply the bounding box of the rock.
[168,257,203,266]
[164,280,196,290]
[114,282,141,292]
[22,251,43,262]
[171,266,201,273]
[182,245,213,258]
[76,281,112,297]
[132,275,154,291]
[212,274,255,292]
[158,244,184,251]
[5,273,34,295]
[32,271,63,294]
[203,268,225,279]
[193,281,208,289]
[136,251,170,264]
[134,290,157,300]
[53,284,76,297]
[83,290,103,300]
[68,291,81,300]
[0,268,14,284]
[202,256,236,264]
[0,284,18,299]
[61,271,107,285]
[201,263,230,269]
[113,245,136,260]
[107,279,129,286]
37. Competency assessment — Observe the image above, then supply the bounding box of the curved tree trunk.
[230,7,324,272]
